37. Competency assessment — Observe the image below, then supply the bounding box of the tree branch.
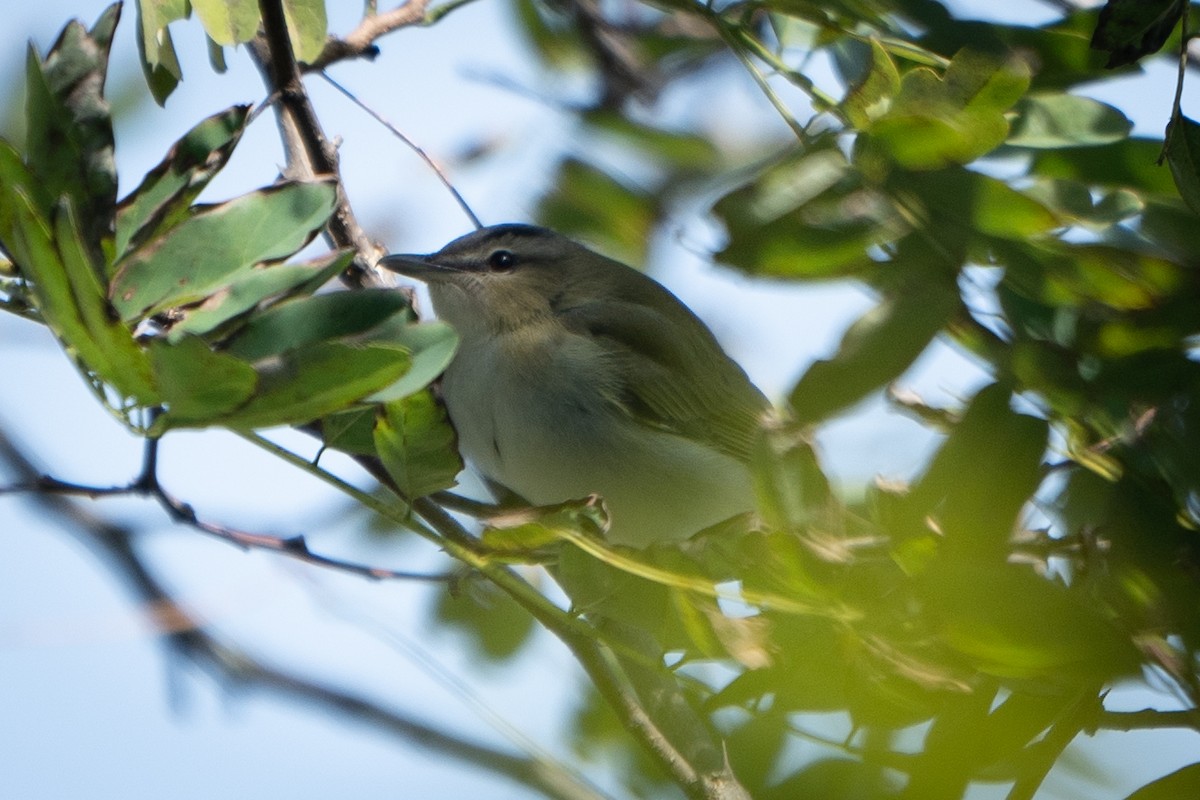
[0,424,608,800]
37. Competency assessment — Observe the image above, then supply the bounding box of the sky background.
[1,1,1198,798]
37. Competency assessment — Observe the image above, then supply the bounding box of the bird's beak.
[378,253,460,282]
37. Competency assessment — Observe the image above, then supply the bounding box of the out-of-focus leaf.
[1165,114,1200,216]
[789,280,958,424]
[283,0,329,64]
[841,39,901,129]
[115,105,251,257]
[897,168,1061,243]
[1023,178,1143,229]
[109,180,337,321]
[1007,93,1132,148]
[373,391,461,499]
[25,5,120,250]
[1090,0,1185,68]
[537,158,656,267]
[866,49,1031,169]
[751,418,831,530]
[167,249,352,341]
[225,289,410,360]
[1125,763,1200,799]
[583,110,719,170]
[192,0,259,46]
[921,563,1139,681]
[1031,137,1179,196]
[149,335,256,422]
[434,578,536,662]
[715,144,900,278]
[999,241,1182,311]
[135,0,187,104]
[908,383,1048,560]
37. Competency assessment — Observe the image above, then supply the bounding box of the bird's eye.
[488,249,516,272]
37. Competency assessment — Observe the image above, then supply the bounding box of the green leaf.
[536,158,656,267]
[897,168,1061,242]
[1031,137,1179,196]
[583,110,719,171]
[1165,114,1200,216]
[789,280,959,424]
[750,420,832,531]
[373,392,461,499]
[1125,763,1200,800]
[109,180,337,321]
[24,6,120,250]
[714,144,901,279]
[867,49,1031,169]
[841,38,901,129]
[149,335,257,422]
[186,340,412,432]
[1023,178,1143,229]
[433,579,536,662]
[1090,0,1186,68]
[363,320,459,403]
[1007,93,1132,148]
[191,0,260,46]
[52,200,158,402]
[999,240,1183,311]
[921,563,1139,681]
[283,0,329,64]
[166,249,352,341]
[115,105,252,257]
[908,383,1048,560]
[0,146,156,403]
[225,289,411,361]
[135,0,186,104]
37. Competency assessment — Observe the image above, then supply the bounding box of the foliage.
[3,1,1200,799]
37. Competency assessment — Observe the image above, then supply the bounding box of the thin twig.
[0,425,608,800]
[306,1,431,70]
[317,71,483,229]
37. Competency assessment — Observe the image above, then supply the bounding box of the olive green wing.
[559,300,768,464]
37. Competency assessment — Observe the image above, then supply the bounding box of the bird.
[380,224,769,547]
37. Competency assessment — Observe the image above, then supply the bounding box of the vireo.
[381,224,768,547]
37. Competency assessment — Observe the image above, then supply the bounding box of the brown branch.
[305,1,431,71]
[1092,708,1200,733]
[0,424,608,800]
[251,0,383,289]
[0,436,450,584]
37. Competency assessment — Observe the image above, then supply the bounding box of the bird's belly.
[442,344,753,547]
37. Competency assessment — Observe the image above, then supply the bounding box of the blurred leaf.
[1031,137,1178,196]
[789,279,958,424]
[434,579,537,663]
[867,49,1030,169]
[283,0,328,64]
[225,289,410,360]
[896,168,1061,242]
[751,418,831,530]
[537,158,656,267]
[1007,93,1132,148]
[842,38,901,129]
[1023,178,1143,229]
[166,249,352,341]
[109,180,337,320]
[25,5,120,250]
[1165,114,1200,216]
[921,563,1139,681]
[115,105,251,257]
[135,0,187,104]
[192,0,259,46]
[1090,0,1185,68]
[373,391,461,499]
[715,145,899,278]
[1125,762,1200,799]
[1000,240,1183,311]
[908,383,1048,560]
[149,334,256,422]
[583,109,719,170]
